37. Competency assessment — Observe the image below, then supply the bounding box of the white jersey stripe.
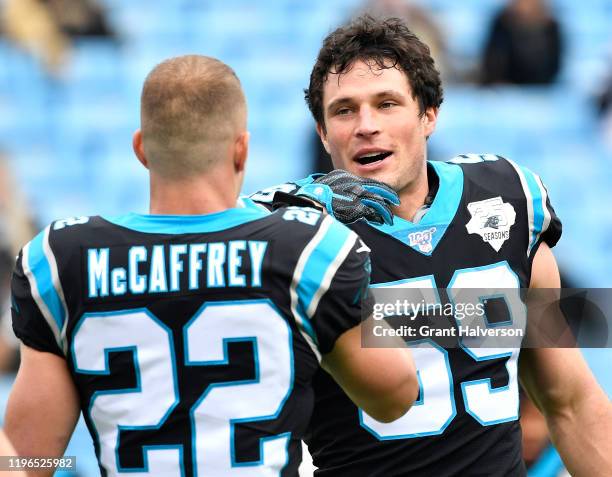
[289,216,335,361]
[534,174,552,248]
[507,159,535,257]
[306,232,358,318]
[42,226,69,352]
[21,238,64,352]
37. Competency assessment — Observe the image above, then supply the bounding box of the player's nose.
[355,107,380,138]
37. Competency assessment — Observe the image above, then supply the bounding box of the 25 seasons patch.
[466,197,516,252]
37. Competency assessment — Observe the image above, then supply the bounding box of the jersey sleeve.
[11,227,66,357]
[452,154,562,261]
[291,215,371,356]
[248,176,320,207]
[506,160,562,259]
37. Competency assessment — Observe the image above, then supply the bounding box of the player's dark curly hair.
[305,15,444,131]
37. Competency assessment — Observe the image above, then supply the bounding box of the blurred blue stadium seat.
[67,39,122,79]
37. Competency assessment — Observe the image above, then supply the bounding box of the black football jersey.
[252,155,562,477]
[11,200,371,477]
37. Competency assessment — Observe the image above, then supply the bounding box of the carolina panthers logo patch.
[466,197,516,252]
[483,215,500,229]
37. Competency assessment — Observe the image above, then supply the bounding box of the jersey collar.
[371,160,464,255]
[102,202,268,235]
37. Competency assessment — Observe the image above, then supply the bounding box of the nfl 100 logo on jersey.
[466,197,516,252]
[407,227,436,254]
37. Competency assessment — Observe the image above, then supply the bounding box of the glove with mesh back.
[295,170,400,225]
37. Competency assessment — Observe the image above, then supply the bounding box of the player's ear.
[422,107,439,138]
[132,130,148,169]
[316,123,331,154]
[233,130,249,173]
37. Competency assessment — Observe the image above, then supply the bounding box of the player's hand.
[296,170,400,225]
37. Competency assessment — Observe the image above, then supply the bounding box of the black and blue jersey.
[11,200,371,477]
[252,155,562,477]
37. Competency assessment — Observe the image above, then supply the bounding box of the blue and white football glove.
[295,170,400,225]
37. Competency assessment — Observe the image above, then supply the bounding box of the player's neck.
[148,171,238,215]
[394,164,432,223]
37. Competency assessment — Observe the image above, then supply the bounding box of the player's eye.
[335,107,352,116]
[380,101,397,110]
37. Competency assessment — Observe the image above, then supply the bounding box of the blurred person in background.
[2,0,69,74]
[0,155,38,258]
[0,154,37,373]
[480,0,563,85]
[40,0,115,39]
[596,65,612,150]
[0,244,18,374]
[361,0,449,80]
[1,0,114,76]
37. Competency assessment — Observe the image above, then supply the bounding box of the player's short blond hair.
[140,55,246,178]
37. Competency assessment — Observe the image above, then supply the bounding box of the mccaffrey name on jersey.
[86,240,268,297]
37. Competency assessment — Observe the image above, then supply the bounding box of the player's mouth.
[353,149,393,169]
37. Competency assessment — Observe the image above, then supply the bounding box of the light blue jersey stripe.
[28,230,65,332]
[294,302,317,345]
[103,208,268,235]
[520,166,546,254]
[296,221,352,321]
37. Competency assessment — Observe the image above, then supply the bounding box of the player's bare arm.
[520,243,612,476]
[0,429,25,477]
[321,319,418,423]
[4,344,80,477]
